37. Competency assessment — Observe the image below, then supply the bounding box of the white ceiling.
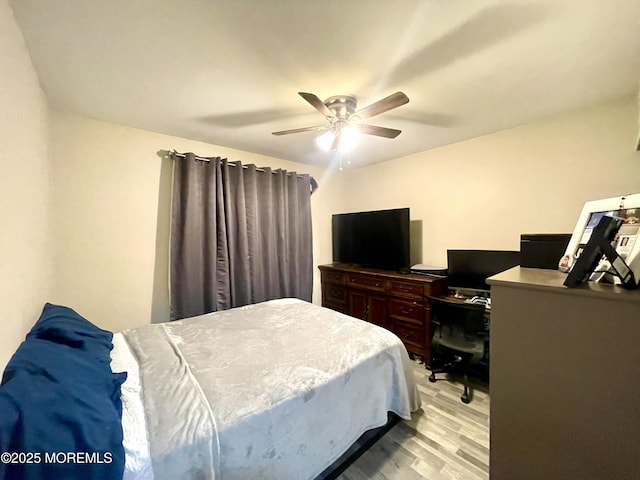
[10,0,640,168]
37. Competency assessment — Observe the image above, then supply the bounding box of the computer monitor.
[446,249,521,297]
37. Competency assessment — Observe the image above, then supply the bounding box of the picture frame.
[561,193,640,286]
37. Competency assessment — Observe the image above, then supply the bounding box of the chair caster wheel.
[428,373,436,383]
[461,394,470,404]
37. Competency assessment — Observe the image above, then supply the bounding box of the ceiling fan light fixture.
[316,126,361,153]
[316,131,335,151]
[339,126,360,153]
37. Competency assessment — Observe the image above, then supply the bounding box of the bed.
[0,298,420,480]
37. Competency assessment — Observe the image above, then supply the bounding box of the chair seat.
[433,326,485,354]
[437,337,482,353]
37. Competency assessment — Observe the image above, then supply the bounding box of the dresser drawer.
[393,321,425,350]
[321,269,345,285]
[389,299,424,325]
[323,285,347,304]
[347,273,385,292]
[388,279,423,300]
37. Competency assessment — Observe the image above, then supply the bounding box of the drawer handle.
[400,308,411,315]
[349,278,381,288]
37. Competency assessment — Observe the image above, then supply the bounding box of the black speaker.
[520,234,572,269]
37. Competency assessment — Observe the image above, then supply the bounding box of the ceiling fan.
[272,91,409,151]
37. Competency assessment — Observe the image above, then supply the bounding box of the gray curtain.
[169,153,313,320]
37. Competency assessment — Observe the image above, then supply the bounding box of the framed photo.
[561,193,640,285]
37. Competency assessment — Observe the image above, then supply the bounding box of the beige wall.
[48,112,336,333]
[335,97,640,268]
[0,0,51,369]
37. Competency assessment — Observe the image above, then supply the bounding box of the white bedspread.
[113,298,420,480]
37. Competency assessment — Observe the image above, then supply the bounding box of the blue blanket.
[0,303,126,480]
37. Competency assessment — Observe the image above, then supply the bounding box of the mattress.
[111,298,420,480]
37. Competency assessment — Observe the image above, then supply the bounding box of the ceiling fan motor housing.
[324,96,357,120]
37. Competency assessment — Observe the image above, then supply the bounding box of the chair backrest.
[428,296,486,342]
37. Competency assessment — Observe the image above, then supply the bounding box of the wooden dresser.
[318,264,446,361]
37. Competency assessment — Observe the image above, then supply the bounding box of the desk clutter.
[409,264,447,276]
[465,295,491,309]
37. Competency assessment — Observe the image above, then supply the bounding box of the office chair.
[427,296,488,404]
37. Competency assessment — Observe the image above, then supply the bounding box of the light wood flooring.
[337,359,490,480]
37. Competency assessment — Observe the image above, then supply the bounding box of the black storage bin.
[520,234,572,269]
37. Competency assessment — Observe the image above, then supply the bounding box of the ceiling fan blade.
[272,125,327,136]
[354,92,409,120]
[359,124,402,139]
[299,92,335,119]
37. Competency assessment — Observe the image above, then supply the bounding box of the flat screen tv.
[447,249,521,296]
[332,208,410,271]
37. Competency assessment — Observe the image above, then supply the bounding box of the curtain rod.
[159,150,318,192]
